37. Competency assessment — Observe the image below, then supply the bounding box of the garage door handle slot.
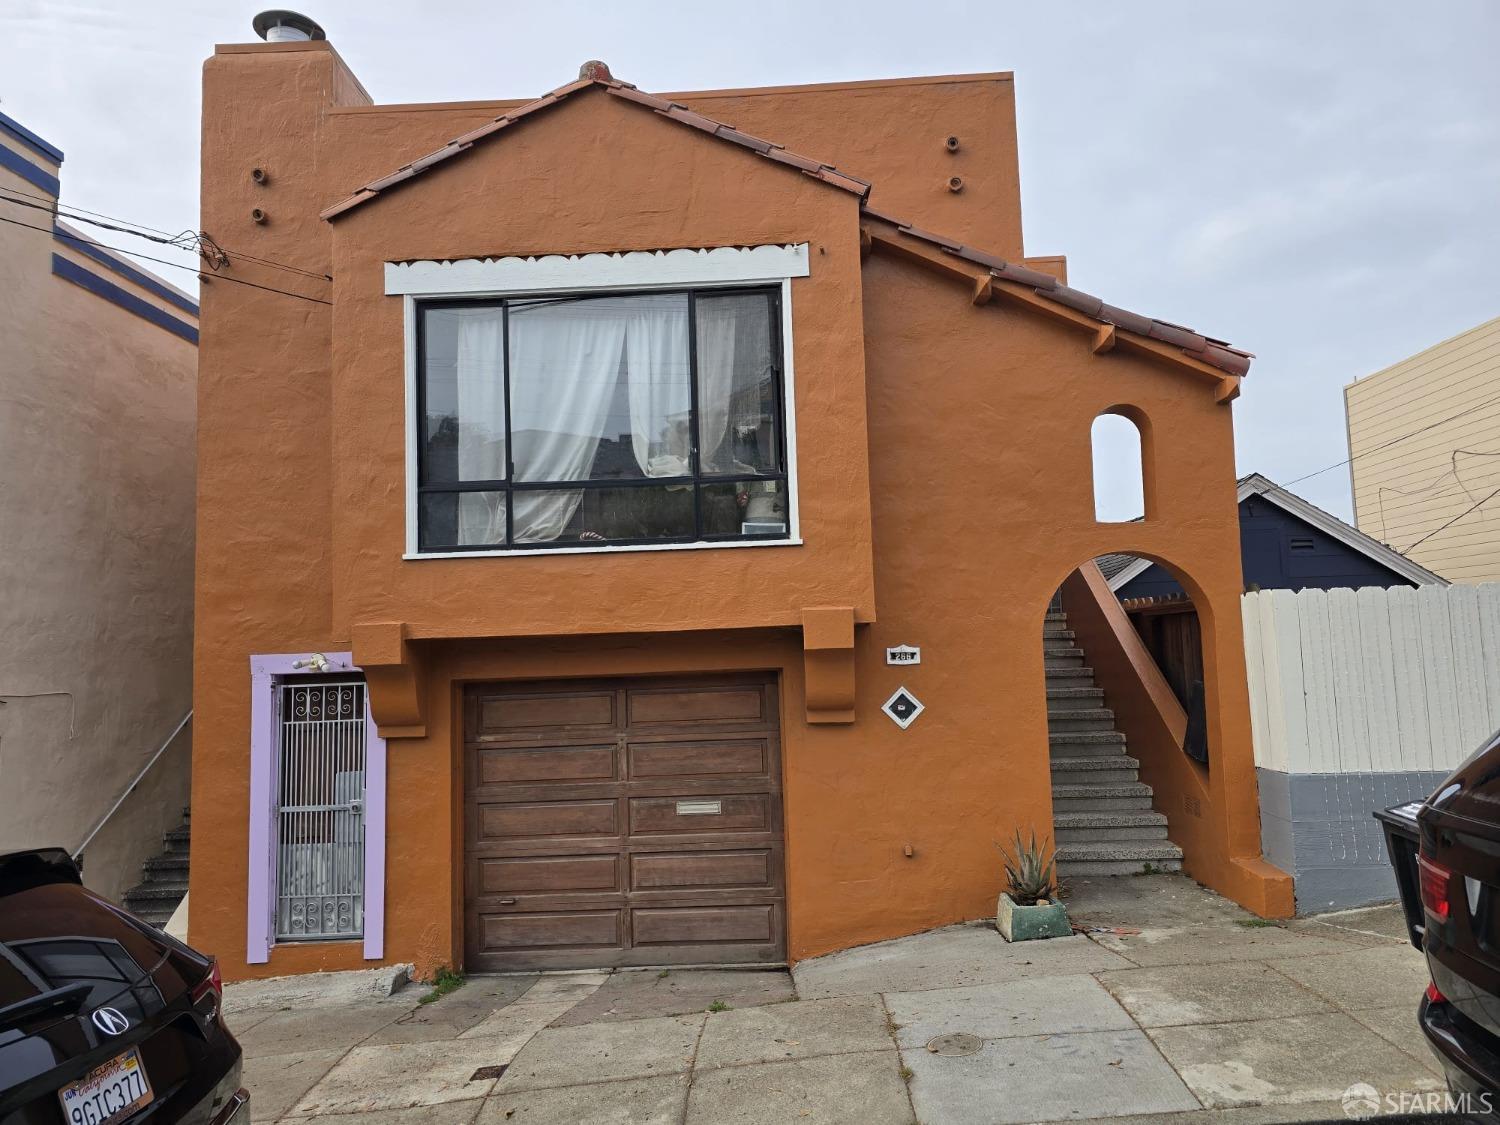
[676,800,722,815]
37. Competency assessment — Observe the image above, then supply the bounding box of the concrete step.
[1055,810,1170,844]
[1050,755,1139,785]
[1056,840,1182,865]
[1046,707,1116,732]
[1056,838,1184,876]
[1044,652,1086,670]
[1047,685,1104,703]
[124,880,189,900]
[1044,666,1094,682]
[162,826,191,854]
[1050,729,1125,747]
[143,855,189,875]
[1052,782,1157,812]
[1045,611,1068,623]
[1043,631,1076,647]
[1050,740,1133,760]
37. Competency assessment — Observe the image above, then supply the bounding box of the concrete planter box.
[996,893,1071,941]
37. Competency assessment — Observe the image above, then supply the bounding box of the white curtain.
[452,294,702,544]
[508,299,631,542]
[695,295,771,474]
[694,299,738,474]
[454,311,507,544]
[625,298,691,478]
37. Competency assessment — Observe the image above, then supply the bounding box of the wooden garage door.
[464,675,785,970]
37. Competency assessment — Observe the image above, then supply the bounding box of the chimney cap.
[252,9,326,41]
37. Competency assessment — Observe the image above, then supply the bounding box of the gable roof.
[1103,472,1448,591]
[321,63,1252,381]
[320,61,871,221]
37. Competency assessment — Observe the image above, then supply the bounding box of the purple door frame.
[247,652,386,964]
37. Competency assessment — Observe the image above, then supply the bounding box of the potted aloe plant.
[996,830,1070,941]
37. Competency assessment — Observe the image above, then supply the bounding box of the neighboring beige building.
[0,108,198,909]
[1346,316,1500,583]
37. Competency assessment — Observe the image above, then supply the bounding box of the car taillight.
[191,958,222,1006]
[1426,980,1447,1003]
[1418,853,1452,920]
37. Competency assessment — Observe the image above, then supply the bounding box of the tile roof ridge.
[322,64,869,221]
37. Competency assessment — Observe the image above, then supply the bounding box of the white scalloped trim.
[384,244,810,296]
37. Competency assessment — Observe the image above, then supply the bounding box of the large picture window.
[416,287,790,552]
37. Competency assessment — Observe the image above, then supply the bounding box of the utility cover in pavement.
[926,1032,984,1055]
[882,688,925,729]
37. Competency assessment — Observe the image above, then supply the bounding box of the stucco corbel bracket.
[1215,375,1242,404]
[801,606,856,725]
[351,621,427,739]
[1091,324,1117,355]
[972,276,994,306]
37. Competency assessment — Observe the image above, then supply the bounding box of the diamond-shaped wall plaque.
[882,687,925,729]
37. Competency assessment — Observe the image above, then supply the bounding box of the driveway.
[229,876,1441,1124]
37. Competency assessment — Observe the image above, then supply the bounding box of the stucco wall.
[0,134,197,902]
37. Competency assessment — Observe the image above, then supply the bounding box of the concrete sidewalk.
[231,875,1442,1124]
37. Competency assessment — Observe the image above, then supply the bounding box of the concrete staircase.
[1046,610,1183,878]
[121,808,190,928]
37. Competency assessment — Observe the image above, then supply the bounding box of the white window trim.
[396,244,806,559]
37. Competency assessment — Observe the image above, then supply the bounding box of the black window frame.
[414,284,790,553]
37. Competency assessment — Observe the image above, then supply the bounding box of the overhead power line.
[0,213,332,306]
[0,185,331,282]
[1402,484,1500,555]
[1283,391,1500,487]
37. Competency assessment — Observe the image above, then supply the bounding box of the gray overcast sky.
[4,1,1497,523]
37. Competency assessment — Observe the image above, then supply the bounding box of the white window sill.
[403,537,804,560]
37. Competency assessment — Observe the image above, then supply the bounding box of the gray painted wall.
[1258,767,1448,914]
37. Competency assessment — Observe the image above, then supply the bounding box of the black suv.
[0,849,247,1124]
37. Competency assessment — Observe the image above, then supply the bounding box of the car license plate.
[57,1047,153,1125]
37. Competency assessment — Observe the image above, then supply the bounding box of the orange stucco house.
[193,25,1290,981]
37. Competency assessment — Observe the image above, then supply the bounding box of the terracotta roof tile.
[321,64,870,221]
[862,211,1252,377]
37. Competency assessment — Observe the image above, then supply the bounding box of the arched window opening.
[1091,413,1145,523]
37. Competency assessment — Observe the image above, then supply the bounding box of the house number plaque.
[886,645,921,666]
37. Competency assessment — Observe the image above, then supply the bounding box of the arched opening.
[1044,553,1211,884]
[1091,412,1145,523]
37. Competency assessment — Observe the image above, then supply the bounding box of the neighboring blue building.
[1099,472,1447,598]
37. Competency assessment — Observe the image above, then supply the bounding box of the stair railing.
[73,711,193,864]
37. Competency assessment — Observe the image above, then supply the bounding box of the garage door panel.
[630,794,769,834]
[478,799,618,839]
[631,849,772,890]
[475,690,617,736]
[627,686,769,727]
[478,854,621,895]
[465,675,783,970]
[475,744,617,785]
[478,910,621,951]
[628,739,769,779]
[632,905,775,946]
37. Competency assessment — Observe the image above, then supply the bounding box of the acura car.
[1408,727,1500,1104]
[0,848,247,1124]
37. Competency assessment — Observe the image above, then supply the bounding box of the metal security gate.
[275,678,367,940]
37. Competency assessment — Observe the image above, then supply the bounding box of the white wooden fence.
[1242,583,1500,776]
